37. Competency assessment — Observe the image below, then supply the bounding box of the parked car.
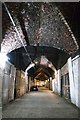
[30,85,38,91]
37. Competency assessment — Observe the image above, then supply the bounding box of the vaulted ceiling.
[2,2,79,54]
[56,2,80,48]
[1,2,80,79]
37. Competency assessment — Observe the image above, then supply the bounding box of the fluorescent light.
[26,62,35,71]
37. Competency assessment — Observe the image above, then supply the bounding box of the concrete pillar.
[0,2,2,52]
[54,71,58,93]
[72,57,79,107]
[68,57,76,104]
[50,77,52,90]
[25,70,29,92]
[68,56,80,108]
[57,69,61,95]
[0,67,3,120]
[52,79,55,92]
[78,57,80,108]
[0,2,2,117]
[25,75,29,92]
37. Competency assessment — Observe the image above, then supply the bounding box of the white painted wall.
[52,55,80,108]
[50,77,52,90]
[8,65,16,101]
[52,79,54,92]
[52,55,69,95]
[78,57,80,108]
[57,69,61,95]
[72,56,80,108]
[2,61,16,104]
[0,68,3,104]
[25,70,29,92]
[68,57,76,104]
[52,69,60,94]
[54,63,69,95]
[68,56,80,108]
[25,70,28,85]
[52,79,56,92]
[72,57,78,107]
[61,62,68,75]
[0,67,3,120]
[54,71,58,93]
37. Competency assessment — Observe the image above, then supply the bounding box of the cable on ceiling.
[3,3,33,65]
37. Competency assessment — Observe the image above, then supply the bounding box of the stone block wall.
[16,70,26,98]
[2,61,16,105]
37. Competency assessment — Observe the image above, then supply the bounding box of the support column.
[57,69,61,95]
[0,4,2,119]
[25,75,29,93]
[68,57,75,104]
[25,70,29,92]
[72,56,78,107]
[0,67,3,120]
[54,70,58,93]
[78,57,80,108]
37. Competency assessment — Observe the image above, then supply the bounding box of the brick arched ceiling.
[2,2,79,54]
[55,2,80,49]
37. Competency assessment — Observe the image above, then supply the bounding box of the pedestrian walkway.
[2,89,79,118]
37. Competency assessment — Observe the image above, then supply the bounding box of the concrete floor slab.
[2,89,79,118]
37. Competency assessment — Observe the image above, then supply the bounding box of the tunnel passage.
[7,45,70,93]
[1,2,80,110]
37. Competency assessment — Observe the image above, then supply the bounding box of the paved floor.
[2,88,79,118]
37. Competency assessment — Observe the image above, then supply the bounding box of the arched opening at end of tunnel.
[25,55,56,92]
